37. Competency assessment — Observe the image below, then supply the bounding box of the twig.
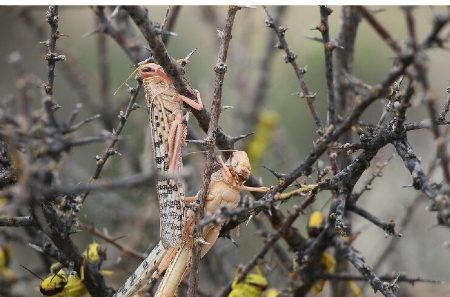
[43,6,63,129]
[39,170,155,196]
[318,272,442,285]
[372,162,438,273]
[96,14,114,129]
[422,10,450,48]
[18,8,100,117]
[92,6,148,64]
[44,6,61,98]
[414,44,450,185]
[438,84,450,122]
[348,204,400,236]
[333,6,361,183]
[216,193,317,297]
[333,192,347,235]
[69,135,110,147]
[67,114,101,132]
[81,82,142,203]
[162,6,181,45]
[188,6,240,297]
[351,155,394,202]
[241,6,286,134]
[318,6,337,125]
[251,216,291,272]
[405,119,450,131]
[356,6,402,54]
[393,79,415,135]
[263,6,322,131]
[0,216,34,227]
[393,139,440,203]
[333,237,398,297]
[78,223,146,260]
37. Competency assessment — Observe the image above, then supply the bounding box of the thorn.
[152,27,178,37]
[133,57,155,68]
[305,36,323,43]
[185,139,208,145]
[226,234,238,247]
[246,214,254,226]
[263,165,285,179]
[292,91,316,99]
[81,28,100,38]
[196,236,209,245]
[230,132,254,144]
[236,5,256,9]
[217,29,225,39]
[111,6,120,17]
[368,7,386,14]
[184,48,198,62]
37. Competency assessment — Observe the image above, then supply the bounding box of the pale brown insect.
[138,62,203,249]
[152,151,269,297]
[114,151,269,297]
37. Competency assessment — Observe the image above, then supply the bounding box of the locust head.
[227,151,251,185]
[138,63,172,84]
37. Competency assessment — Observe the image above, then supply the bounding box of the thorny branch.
[356,6,402,54]
[333,237,397,297]
[263,6,323,131]
[217,192,317,297]
[318,6,337,125]
[1,6,450,297]
[188,6,241,297]
[80,82,142,204]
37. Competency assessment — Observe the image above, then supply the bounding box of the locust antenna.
[20,264,43,281]
[113,67,139,96]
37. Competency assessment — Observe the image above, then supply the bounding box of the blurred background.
[0,6,449,297]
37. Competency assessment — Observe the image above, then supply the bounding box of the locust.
[228,265,269,297]
[306,212,362,297]
[114,151,269,297]
[138,61,203,249]
[40,243,112,297]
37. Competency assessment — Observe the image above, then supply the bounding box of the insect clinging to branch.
[39,243,112,297]
[39,263,86,297]
[138,60,204,250]
[307,211,362,297]
[0,244,16,283]
[153,151,270,297]
[228,265,270,297]
[114,151,270,297]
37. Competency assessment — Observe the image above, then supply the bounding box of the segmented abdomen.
[145,79,185,249]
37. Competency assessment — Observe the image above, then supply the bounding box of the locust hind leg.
[200,225,221,258]
[153,227,215,297]
[167,110,187,172]
[154,244,192,297]
[151,246,179,282]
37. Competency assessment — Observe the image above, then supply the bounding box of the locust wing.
[147,86,186,249]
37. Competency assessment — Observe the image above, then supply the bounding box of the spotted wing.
[146,85,185,249]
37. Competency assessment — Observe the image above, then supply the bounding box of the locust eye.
[142,66,155,73]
